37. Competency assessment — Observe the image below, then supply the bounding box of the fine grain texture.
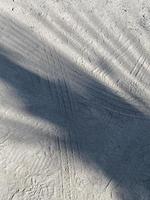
[0,0,150,199]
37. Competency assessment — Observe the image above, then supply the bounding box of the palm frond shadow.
[0,13,150,199]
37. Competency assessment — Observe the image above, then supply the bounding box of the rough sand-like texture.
[0,0,150,199]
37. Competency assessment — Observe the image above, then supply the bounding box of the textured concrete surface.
[0,0,150,199]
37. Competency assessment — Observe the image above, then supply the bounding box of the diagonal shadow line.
[19,3,139,77]
[0,13,150,199]
[23,5,150,108]
[19,1,150,81]
[32,9,150,111]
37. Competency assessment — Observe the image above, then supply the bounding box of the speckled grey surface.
[0,0,150,199]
